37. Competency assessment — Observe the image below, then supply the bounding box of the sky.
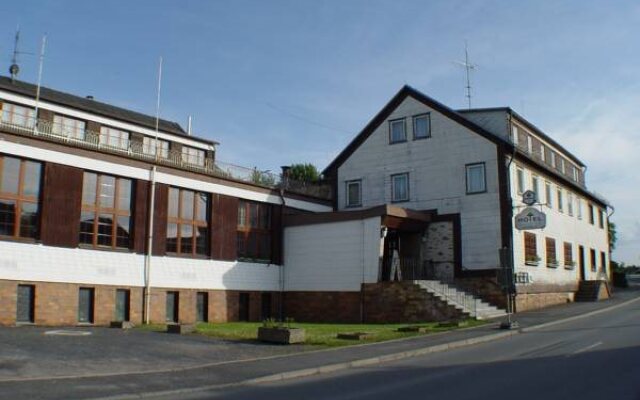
[1,0,638,264]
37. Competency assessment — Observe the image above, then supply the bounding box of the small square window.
[391,173,409,202]
[466,163,486,194]
[413,114,431,139]
[345,180,362,208]
[389,119,406,143]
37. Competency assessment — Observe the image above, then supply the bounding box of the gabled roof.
[0,76,217,146]
[322,85,503,175]
[458,107,585,167]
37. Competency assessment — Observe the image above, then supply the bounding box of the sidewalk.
[2,287,639,400]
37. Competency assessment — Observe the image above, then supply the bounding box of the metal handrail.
[0,113,332,199]
[418,280,478,317]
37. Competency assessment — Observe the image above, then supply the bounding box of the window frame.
[0,155,42,240]
[52,114,86,140]
[545,181,553,208]
[557,188,563,213]
[391,173,410,203]
[524,232,538,265]
[237,200,272,262]
[181,146,206,167]
[412,113,431,140]
[590,248,597,272]
[388,118,407,144]
[166,187,210,257]
[142,136,170,159]
[563,242,574,269]
[345,179,362,208]
[545,237,557,268]
[465,162,487,195]
[0,102,36,129]
[79,172,133,250]
[99,126,130,150]
[516,167,525,195]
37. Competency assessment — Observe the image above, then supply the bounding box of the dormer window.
[511,126,519,145]
[550,152,557,168]
[143,137,169,159]
[527,135,532,153]
[540,143,546,162]
[182,146,205,167]
[1,102,35,129]
[389,119,406,144]
[99,126,129,150]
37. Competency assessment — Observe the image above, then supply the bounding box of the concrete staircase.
[415,280,507,320]
[575,280,610,302]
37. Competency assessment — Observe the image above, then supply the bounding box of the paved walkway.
[1,287,638,400]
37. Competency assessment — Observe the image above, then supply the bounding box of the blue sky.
[2,0,638,264]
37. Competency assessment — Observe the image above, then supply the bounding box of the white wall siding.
[510,162,609,286]
[337,97,502,270]
[0,241,280,291]
[284,217,381,291]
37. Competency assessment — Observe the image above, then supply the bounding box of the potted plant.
[564,261,576,269]
[257,318,305,344]
[525,255,540,266]
[546,258,559,268]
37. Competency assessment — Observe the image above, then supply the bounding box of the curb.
[54,294,640,400]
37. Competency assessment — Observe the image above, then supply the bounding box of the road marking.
[571,341,603,356]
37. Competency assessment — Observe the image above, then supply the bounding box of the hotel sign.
[515,207,546,230]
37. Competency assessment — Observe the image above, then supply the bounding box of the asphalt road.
[177,298,640,400]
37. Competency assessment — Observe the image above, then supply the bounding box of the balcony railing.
[0,115,332,200]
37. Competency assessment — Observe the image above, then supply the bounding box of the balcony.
[0,115,332,200]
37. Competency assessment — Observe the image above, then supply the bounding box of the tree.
[287,163,320,183]
[608,221,617,250]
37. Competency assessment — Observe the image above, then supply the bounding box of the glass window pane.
[259,205,270,229]
[196,193,208,221]
[116,216,130,248]
[250,204,259,228]
[237,202,246,227]
[1,156,20,194]
[467,165,485,193]
[181,190,194,219]
[79,212,95,244]
[347,182,361,206]
[82,172,97,205]
[0,199,16,236]
[237,232,246,257]
[393,175,408,201]
[99,176,116,208]
[180,224,193,254]
[414,115,430,138]
[19,202,39,238]
[168,188,179,217]
[166,222,178,253]
[390,120,405,142]
[195,226,208,255]
[22,161,42,198]
[117,179,132,211]
[97,213,113,246]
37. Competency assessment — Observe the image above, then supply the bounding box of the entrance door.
[115,289,130,322]
[578,246,586,281]
[166,291,179,323]
[238,293,249,321]
[196,292,208,322]
[17,285,35,323]
[381,231,400,281]
[261,293,272,320]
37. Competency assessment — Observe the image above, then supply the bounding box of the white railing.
[0,113,332,199]
[418,280,478,317]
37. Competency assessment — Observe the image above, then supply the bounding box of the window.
[572,166,578,182]
[166,291,179,323]
[545,181,552,208]
[564,242,573,268]
[391,173,409,202]
[516,167,525,195]
[550,152,557,168]
[181,146,205,167]
[545,237,557,267]
[196,292,209,322]
[590,249,596,272]
[598,209,604,229]
[237,200,272,261]
[413,114,431,139]
[511,126,519,145]
[78,287,95,323]
[466,163,486,194]
[115,289,130,322]
[577,197,583,219]
[389,119,406,143]
[600,251,607,273]
[52,115,86,140]
[99,126,129,150]
[167,187,209,256]
[567,192,574,216]
[80,172,132,249]
[531,175,539,199]
[1,102,35,129]
[345,180,362,207]
[16,284,35,323]
[526,135,532,153]
[560,158,566,174]
[540,143,546,162]
[142,137,170,159]
[0,156,42,239]
[557,188,563,213]
[524,232,538,264]
[588,204,595,224]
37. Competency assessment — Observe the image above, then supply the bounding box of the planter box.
[258,327,305,344]
[397,326,431,333]
[110,321,135,329]
[336,332,370,340]
[167,324,196,334]
[437,320,468,328]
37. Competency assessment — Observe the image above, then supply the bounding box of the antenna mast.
[454,42,477,109]
[10,27,21,82]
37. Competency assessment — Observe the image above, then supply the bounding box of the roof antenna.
[9,26,21,82]
[454,41,477,109]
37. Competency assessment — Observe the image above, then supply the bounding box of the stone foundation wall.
[515,292,574,312]
[454,276,506,309]
[363,282,466,323]
[0,279,279,326]
[283,291,360,323]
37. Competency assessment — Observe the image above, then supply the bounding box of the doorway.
[78,288,95,323]
[166,291,179,323]
[578,245,586,281]
[115,289,130,322]
[17,285,35,323]
[196,292,208,322]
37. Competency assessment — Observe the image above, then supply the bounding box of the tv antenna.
[9,26,34,83]
[453,42,477,109]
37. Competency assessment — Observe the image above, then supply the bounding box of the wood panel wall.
[132,179,149,254]
[40,163,83,248]
[152,183,168,256]
[211,194,238,261]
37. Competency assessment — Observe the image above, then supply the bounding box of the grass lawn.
[174,319,487,347]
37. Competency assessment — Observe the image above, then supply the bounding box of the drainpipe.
[143,166,157,324]
[360,219,366,323]
[278,167,289,321]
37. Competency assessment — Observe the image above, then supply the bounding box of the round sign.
[522,190,537,205]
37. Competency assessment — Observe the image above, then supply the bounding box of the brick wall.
[0,279,277,326]
[284,291,361,323]
[515,292,573,312]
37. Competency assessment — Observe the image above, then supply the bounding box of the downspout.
[504,113,517,317]
[360,219,366,323]
[277,180,286,322]
[143,166,156,324]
